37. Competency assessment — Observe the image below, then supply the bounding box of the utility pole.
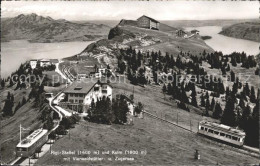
[20,124,22,143]
[133,86,135,100]
[177,112,178,125]
[190,119,192,131]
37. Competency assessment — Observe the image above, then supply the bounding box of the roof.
[199,121,245,136]
[17,129,48,148]
[176,29,187,34]
[138,15,160,23]
[63,79,112,94]
[50,59,59,63]
[40,59,50,62]
[191,29,199,32]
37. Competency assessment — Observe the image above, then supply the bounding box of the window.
[226,135,231,139]
[201,127,204,130]
[75,94,78,97]
[94,87,99,91]
[220,133,225,137]
[232,136,238,141]
[79,94,84,97]
[103,85,107,89]
[214,131,219,135]
[75,100,78,103]
[70,94,74,97]
[102,90,107,94]
[69,99,74,103]
[208,129,214,133]
[204,128,208,131]
[17,147,27,151]
[79,100,83,103]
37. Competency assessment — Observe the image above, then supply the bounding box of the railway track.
[142,110,259,158]
[62,65,75,82]
[8,91,65,165]
[142,110,194,133]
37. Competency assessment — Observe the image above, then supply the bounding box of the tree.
[134,102,143,114]
[212,102,222,119]
[118,61,126,74]
[191,88,198,107]
[200,94,205,107]
[1,79,5,88]
[205,97,210,111]
[43,116,54,131]
[113,96,129,124]
[221,97,236,127]
[230,70,235,82]
[15,101,21,112]
[250,86,256,103]
[239,98,245,109]
[177,101,190,112]
[244,83,250,96]
[210,97,215,111]
[245,100,259,147]
[2,92,14,116]
[22,96,27,105]
[239,104,251,130]
[162,84,167,93]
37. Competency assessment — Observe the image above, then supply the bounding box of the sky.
[2,1,259,21]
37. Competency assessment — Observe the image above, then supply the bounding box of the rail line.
[9,90,65,165]
[142,110,259,158]
[142,110,194,133]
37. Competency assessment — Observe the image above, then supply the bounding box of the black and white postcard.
[0,1,259,165]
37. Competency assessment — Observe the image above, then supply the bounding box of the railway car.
[16,129,48,157]
[198,121,246,146]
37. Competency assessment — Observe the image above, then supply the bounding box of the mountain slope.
[75,22,213,69]
[1,13,111,43]
[219,21,260,42]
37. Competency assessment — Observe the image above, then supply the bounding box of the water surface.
[1,40,94,78]
[185,26,259,55]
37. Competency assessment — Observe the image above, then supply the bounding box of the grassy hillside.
[219,21,260,42]
[0,86,44,163]
[36,81,259,165]
[77,24,213,70]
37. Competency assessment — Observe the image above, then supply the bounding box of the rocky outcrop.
[108,26,136,40]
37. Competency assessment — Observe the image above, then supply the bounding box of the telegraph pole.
[20,124,21,143]
[190,120,192,131]
[132,86,135,100]
[177,112,178,125]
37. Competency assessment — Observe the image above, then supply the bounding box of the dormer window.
[74,87,82,90]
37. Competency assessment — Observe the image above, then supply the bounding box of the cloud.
[1,1,258,20]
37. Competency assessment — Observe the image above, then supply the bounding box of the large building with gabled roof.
[63,79,112,106]
[137,15,160,30]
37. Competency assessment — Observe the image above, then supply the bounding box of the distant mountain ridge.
[1,13,111,43]
[219,21,260,42]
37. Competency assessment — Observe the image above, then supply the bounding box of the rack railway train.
[198,121,246,146]
[16,129,48,157]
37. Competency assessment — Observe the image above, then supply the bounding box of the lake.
[1,27,259,78]
[1,40,94,78]
[185,26,259,56]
